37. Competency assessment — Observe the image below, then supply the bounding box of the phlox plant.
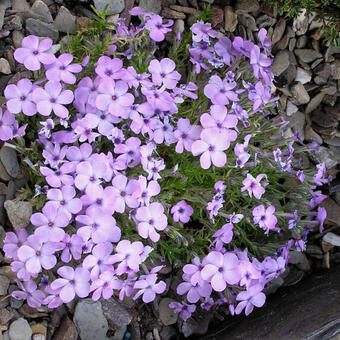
[1,5,329,323]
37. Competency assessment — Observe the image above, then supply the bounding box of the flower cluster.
[1,6,327,323]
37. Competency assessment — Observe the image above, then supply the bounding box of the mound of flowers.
[1,6,329,323]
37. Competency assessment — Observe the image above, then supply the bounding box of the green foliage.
[263,0,340,46]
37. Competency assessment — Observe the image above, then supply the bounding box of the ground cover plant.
[0,5,330,325]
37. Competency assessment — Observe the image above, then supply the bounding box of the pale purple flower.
[171,200,194,223]
[148,58,181,89]
[232,37,255,58]
[204,75,238,105]
[3,228,28,259]
[42,142,67,168]
[114,136,141,168]
[137,176,160,206]
[191,21,217,43]
[50,266,90,303]
[192,129,229,169]
[66,143,93,163]
[4,79,37,116]
[133,273,166,303]
[183,257,206,286]
[151,116,176,145]
[43,285,63,309]
[0,108,15,141]
[252,204,278,234]
[46,53,82,84]
[47,185,82,217]
[59,234,83,263]
[95,56,125,80]
[309,190,327,209]
[174,118,201,153]
[141,87,173,111]
[145,15,173,42]
[74,160,107,190]
[169,302,196,321]
[238,261,261,288]
[313,163,327,186]
[201,251,241,291]
[212,223,234,250]
[39,118,55,138]
[241,173,267,199]
[317,207,327,232]
[12,280,45,308]
[258,28,271,52]
[235,284,266,316]
[136,202,168,242]
[31,202,70,242]
[91,270,122,301]
[14,35,55,71]
[177,280,212,303]
[250,45,272,81]
[40,162,75,188]
[33,81,73,118]
[17,234,57,274]
[76,209,121,244]
[215,37,234,66]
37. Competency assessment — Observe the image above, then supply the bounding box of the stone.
[12,31,24,49]
[0,59,10,75]
[320,198,340,226]
[139,0,161,14]
[289,38,296,51]
[0,9,4,30]
[161,8,186,20]
[293,9,309,36]
[0,147,18,179]
[286,101,298,116]
[0,275,9,295]
[0,0,11,10]
[160,326,177,340]
[173,19,184,38]
[100,298,132,340]
[330,60,340,80]
[271,18,286,46]
[0,308,14,325]
[296,35,308,49]
[325,45,340,62]
[31,0,53,23]
[235,0,259,13]
[274,33,289,51]
[289,250,310,271]
[323,232,340,246]
[93,0,125,13]
[311,109,338,128]
[263,277,284,295]
[276,64,296,87]
[12,0,30,12]
[295,67,311,84]
[309,147,337,169]
[26,19,59,42]
[272,50,290,77]
[325,106,340,120]
[73,299,108,340]
[294,49,323,64]
[209,7,223,27]
[159,298,178,326]
[305,92,325,114]
[4,200,32,228]
[257,14,276,29]
[9,318,32,340]
[289,111,305,140]
[238,13,257,31]
[54,6,77,34]
[224,6,237,32]
[169,5,196,15]
[52,317,78,340]
[32,335,45,340]
[291,82,310,105]
[181,310,210,337]
[31,324,47,337]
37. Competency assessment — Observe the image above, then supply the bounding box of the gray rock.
[0,274,9,295]
[330,60,340,80]
[296,35,308,49]
[0,224,5,248]
[309,146,337,169]
[238,13,257,31]
[0,59,11,75]
[272,18,286,46]
[314,63,331,81]
[139,0,161,14]
[0,0,11,10]
[224,6,238,32]
[286,101,298,116]
[235,0,259,13]
[292,9,309,36]
[9,318,32,340]
[4,200,32,229]
[32,0,53,23]
[323,232,340,247]
[272,50,290,76]
[289,111,305,141]
[94,0,125,14]
[295,67,311,84]
[256,14,276,29]
[263,277,284,295]
[294,49,323,64]
[325,45,340,62]
[291,82,310,105]
[173,19,185,38]
[181,310,210,337]
[276,64,297,87]
[160,326,177,340]
[311,109,338,128]
[100,298,132,340]
[12,0,31,12]
[54,6,77,34]
[289,38,296,52]
[305,92,325,114]
[159,298,178,326]
[0,9,5,30]
[12,30,24,48]
[0,147,19,178]
[26,18,59,42]
[289,250,310,272]
[274,33,289,51]
[73,299,108,340]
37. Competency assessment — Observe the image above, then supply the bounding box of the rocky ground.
[0,0,339,339]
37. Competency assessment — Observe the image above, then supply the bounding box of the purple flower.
[148,58,181,89]
[258,28,271,52]
[151,116,176,145]
[114,136,141,168]
[74,160,107,190]
[169,302,196,321]
[250,45,272,82]
[309,190,327,209]
[171,200,194,223]
[3,228,28,259]
[192,129,229,169]
[174,118,201,153]
[96,79,134,117]
[183,257,206,286]
[46,53,82,84]
[40,162,75,188]
[145,15,173,42]
[201,251,241,291]
[91,270,122,301]
[133,273,166,303]
[50,266,90,303]
[31,202,70,242]
[215,37,234,66]
[137,176,160,206]
[177,280,212,303]
[4,79,37,116]
[317,207,327,232]
[12,280,45,308]
[95,56,125,80]
[33,81,74,118]
[252,205,278,234]
[0,108,15,141]
[235,284,266,316]
[191,21,217,43]
[241,173,266,199]
[204,75,238,105]
[136,202,168,242]
[17,234,57,274]
[59,234,83,263]
[47,185,82,218]
[212,223,234,250]
[238,261,261,288]
[43,285,63,309]
[14,35,55,71]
